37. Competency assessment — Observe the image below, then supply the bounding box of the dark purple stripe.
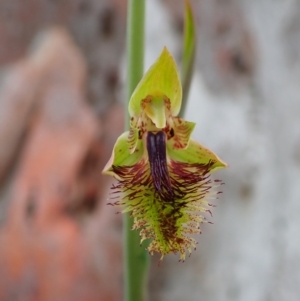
[147,131,175,201]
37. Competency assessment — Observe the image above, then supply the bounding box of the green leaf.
[128,47,182,118]
[167,138,227,172]
[102,131,144,178]
[180,0,196,117]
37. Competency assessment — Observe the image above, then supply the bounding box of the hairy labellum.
[110,147,221,261]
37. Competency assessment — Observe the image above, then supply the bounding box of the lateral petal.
[168,117,195,150]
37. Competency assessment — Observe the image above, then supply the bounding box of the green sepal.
[167,138,227,172]
[128,47,182,118]
[102,131,144,178]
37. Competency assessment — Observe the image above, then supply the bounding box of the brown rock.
[0,28,122,301]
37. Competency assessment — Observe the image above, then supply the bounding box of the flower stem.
[124,1,148,301]
[125,0,145,128]
[180,0,196,117]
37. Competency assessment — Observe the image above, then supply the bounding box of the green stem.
[125,0,145,128]
[180,0,196,117]
[124,1,148,301]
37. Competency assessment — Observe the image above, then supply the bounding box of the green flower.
[103,47,227,261]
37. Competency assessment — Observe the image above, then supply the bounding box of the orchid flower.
[103,47,227,261]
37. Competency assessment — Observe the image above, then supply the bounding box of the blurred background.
[0,0,300,301]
